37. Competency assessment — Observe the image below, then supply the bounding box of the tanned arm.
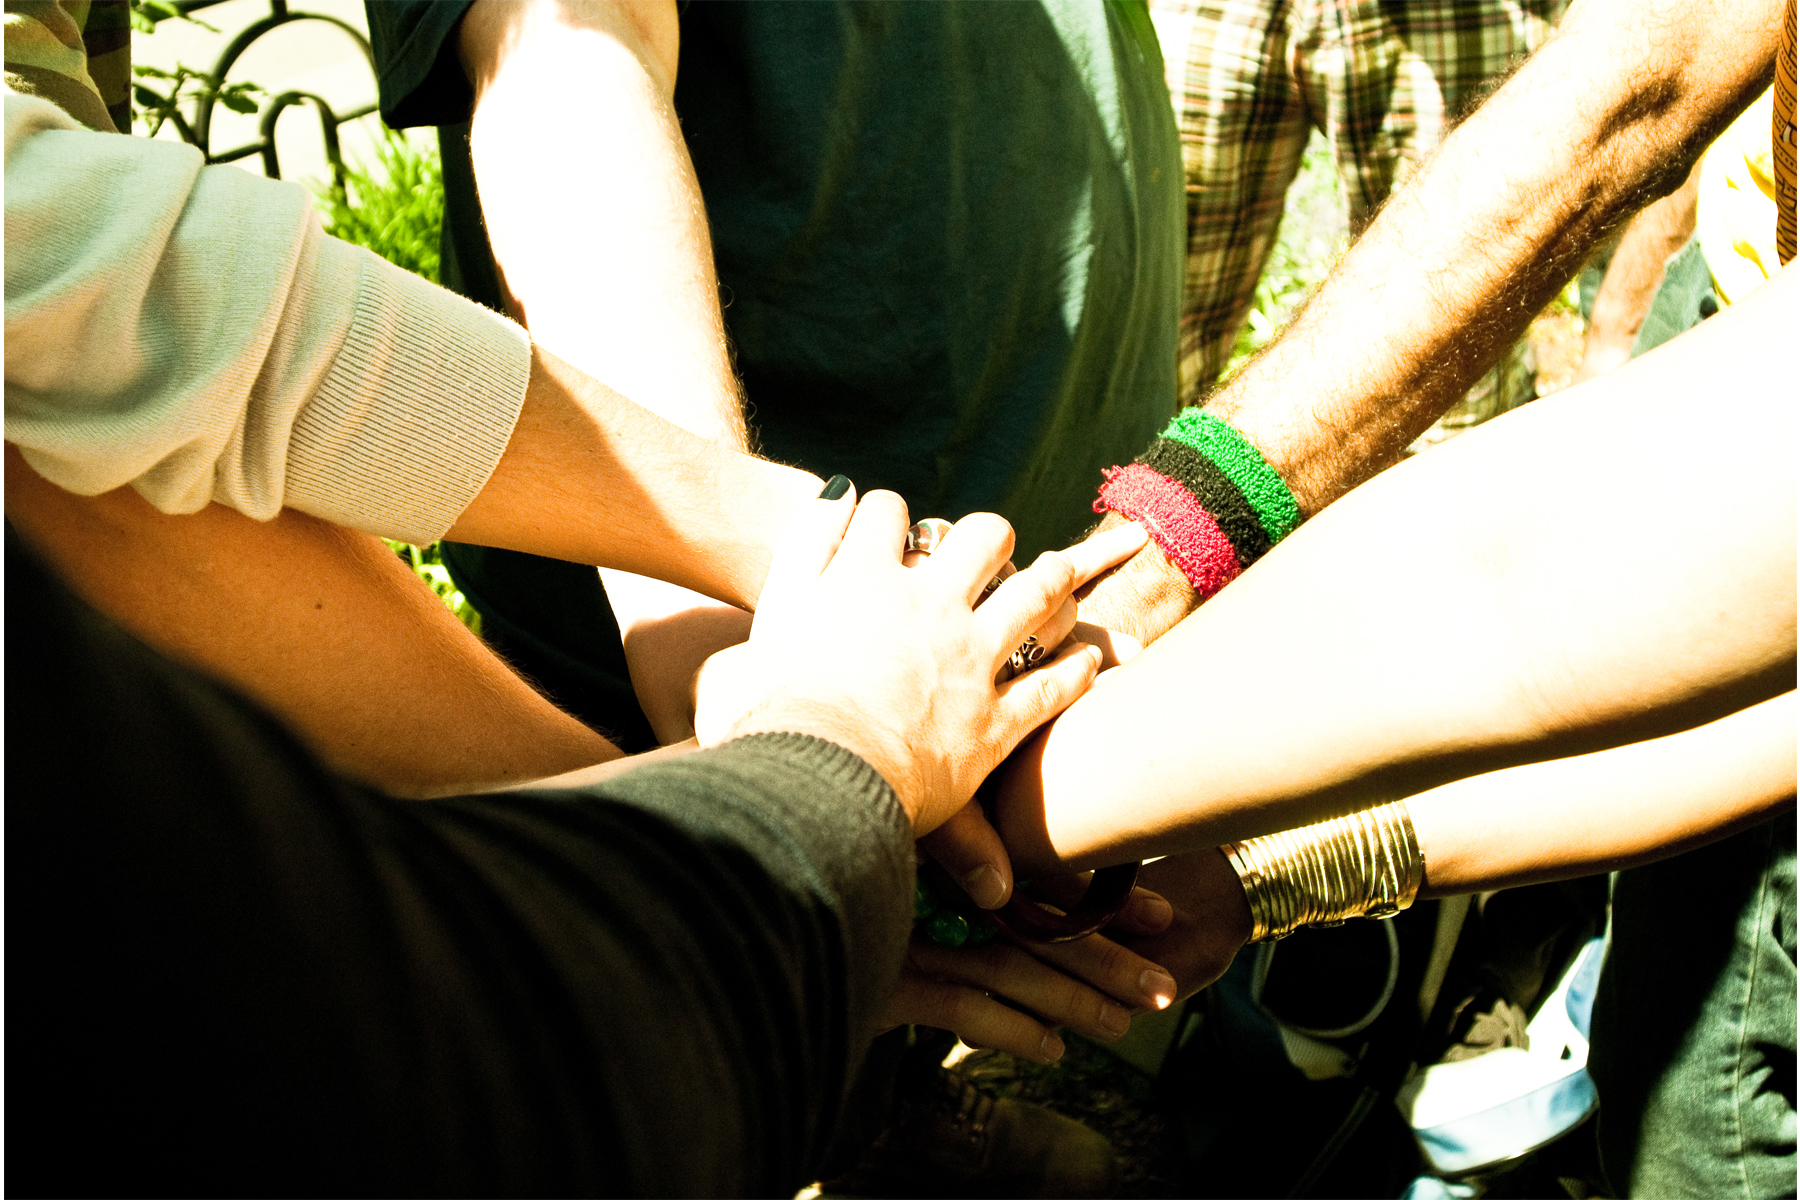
[5,444,619,796]
[1080,0,1785,647]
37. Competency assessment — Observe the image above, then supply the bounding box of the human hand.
[1107,849,1253,1003]
[882,909,1182,1063]
[695,488,1144,833]
[601,569,752,744]
[919,798,1174,925]
[1071,511,1196,665]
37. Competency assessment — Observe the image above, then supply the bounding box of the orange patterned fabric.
[1777,0,1795,264]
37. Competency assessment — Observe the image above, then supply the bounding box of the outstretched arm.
[998,264,1796,872]
[1079,0,1787,647]
[4,92,819,609]
[457,0,757,742]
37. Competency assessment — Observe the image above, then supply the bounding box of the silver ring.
[905,518,954,555]
[909,519,1006,600]
[1008,635,1051,675]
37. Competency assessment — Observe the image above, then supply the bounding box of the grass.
[316,127,445,285]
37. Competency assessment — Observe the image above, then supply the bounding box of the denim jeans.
[1589,815,1797,1198]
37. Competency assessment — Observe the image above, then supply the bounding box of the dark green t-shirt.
[368,1,1181,742]
[371,0,1181,557]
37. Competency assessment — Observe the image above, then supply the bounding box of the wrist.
[1073,515,1197,650]
[1212,847,1256,947]
[727,696,924,828]
[1091,410,1302,617]
[1222,801,1425,942]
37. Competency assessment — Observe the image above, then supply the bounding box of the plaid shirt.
[1149,0,1565,402]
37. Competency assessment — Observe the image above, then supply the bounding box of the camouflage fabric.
[3,0,129,133]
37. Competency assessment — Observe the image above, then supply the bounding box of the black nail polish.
[818,473,851,500]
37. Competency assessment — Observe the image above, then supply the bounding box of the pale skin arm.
[1079,0,1786,646]
[997,264,1796,872]
[445,345,820,608]
[1573,159,1704,383]
[459,0,753,744]
[1410,691,1795,896]
[1109,695,1795,1002]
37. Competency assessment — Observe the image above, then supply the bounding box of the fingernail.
[1140,894,1174,927]
[1141,969,1177,1010]
[1039,1033,1065,1063]
[962,864,1007,910]
[1099,1003,1132,1038]
[818,473,851,500]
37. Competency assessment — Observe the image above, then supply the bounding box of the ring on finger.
[906,518,1007,600]
[905,518,955,555]
[1008,635,1051,675]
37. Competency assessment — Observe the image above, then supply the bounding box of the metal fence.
[144,0,375,186]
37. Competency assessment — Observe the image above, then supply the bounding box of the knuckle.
[1030,550,1080,595]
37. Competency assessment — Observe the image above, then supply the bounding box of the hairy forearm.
[461,0,757,731]
[462,0,742,447]
[1209,0,1778,513]
[1001,266,1796,871]
[1080,0,1782,639]
[5,446,619,795]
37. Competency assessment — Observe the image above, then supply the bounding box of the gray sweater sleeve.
[3,91,528,544]
[577,732,916,1056]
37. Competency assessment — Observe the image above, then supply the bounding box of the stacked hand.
[695,486,1145,834]
[694,489,1231,1060]
[884,883,1178,1062]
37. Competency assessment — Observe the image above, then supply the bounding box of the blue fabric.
[1589,816,1797,1199]
[1413,1071,1599,1177]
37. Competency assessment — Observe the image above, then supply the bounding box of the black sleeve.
[365,0,480,128]
[4,530,912,1198]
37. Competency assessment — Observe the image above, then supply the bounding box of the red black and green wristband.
[1094,409,1301,599]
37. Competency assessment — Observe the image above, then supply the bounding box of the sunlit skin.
[460,0,753,746]
[1078,0,1787,648]
[993,268,1794,925]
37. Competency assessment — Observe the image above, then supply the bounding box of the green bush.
[318,129,477,634]
[316,127,445,284]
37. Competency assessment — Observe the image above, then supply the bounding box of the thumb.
[921,799,1014,909]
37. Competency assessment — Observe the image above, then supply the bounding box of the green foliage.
[1222,134,1349,382]
[384,541,483,637]
[131,63,263,140]
[315,128,445,285]
[128,0,217,35]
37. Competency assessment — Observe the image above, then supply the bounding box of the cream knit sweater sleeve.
[3,91,530,545]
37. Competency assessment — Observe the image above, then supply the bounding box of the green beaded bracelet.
[913,873,999,948]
